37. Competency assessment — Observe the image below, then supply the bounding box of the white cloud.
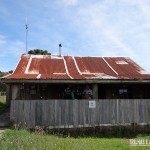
[138,1,150,17]
[0,34,25,57]
[0,34,26,71]
[104,29,137,57]
[66,2,136,56]
[0,35,7,45]
[57,0,150,71]
[1,0,150,72]
[62,0,78,6]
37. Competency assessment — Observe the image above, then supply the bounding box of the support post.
[92,84,98,99]
[6,84,11,107]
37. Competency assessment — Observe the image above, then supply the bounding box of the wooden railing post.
[6,84,11,107]
[92,84,98,99]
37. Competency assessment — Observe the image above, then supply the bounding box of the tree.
[28,49,50,55]
[0,72,8,77]
[0,71,10,92]
[8,70,13,74]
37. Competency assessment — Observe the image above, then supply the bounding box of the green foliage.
[28,49,50,55]
[0,70,12,77]
[0,83,6,92]
[0,71,8,111]
[0,72,8,77]
[0,71,11,92]
[0,96,7,114]
[1,129,150,150]
[8,70,13,74]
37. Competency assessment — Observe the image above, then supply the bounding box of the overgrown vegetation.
[0,129,150,150]
[0,70,13,76]
[0,70,11,92]
[28,49,50,55]
[0,96,7,114]
[0,71,9,114]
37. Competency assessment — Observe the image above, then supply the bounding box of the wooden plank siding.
[10,99,150,128]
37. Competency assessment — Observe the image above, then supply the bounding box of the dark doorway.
[98,84,106,99]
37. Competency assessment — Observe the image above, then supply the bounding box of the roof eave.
[2,78,150,84]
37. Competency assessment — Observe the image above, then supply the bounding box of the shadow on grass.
[28,126,150,139]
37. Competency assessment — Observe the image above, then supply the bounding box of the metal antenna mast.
[25,17,28,53]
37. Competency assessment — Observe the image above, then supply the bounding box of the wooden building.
[3,54,150,104]
[2,54,150,128]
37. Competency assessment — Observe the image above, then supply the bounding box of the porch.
[6,82,150,104]
[11,99,150,128]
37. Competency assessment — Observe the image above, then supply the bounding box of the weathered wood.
[92,84,98,99]
[37,101,43,125]
[10,99,150,128]
[73,100,78,128]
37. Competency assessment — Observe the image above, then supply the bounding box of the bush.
[28,49,51,55]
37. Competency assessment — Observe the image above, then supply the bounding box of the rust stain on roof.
[5,54,150,80]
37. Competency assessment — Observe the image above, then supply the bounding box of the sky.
[1,0,150,72]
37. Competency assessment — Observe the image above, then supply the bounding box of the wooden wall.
[10,99,150,128]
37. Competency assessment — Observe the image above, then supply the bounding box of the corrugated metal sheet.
[5,54,150,80]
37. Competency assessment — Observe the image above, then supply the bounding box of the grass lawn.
[0,129,150,150]
[0,96,7,115]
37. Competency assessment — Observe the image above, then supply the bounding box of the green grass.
[0,95,6,103]
[0,96,7,114]
[0,129,150,150]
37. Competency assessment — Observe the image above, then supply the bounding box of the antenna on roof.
[59,43,62,57]
[25,17,28,53]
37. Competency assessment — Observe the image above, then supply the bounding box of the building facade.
[3,54,150,106]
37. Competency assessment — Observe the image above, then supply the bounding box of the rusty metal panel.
[14,54,30,74]
[28,58,41,74]
[5,54,150,80]
[64,56,84,79]
[104,57,150,79]
[75,57,117,77]
[6,73,38,79]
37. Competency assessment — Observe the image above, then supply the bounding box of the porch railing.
[10,99,150,128]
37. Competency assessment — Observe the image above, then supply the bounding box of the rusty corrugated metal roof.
[5,54,150,80]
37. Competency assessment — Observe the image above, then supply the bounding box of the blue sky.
[1,0,150,72]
